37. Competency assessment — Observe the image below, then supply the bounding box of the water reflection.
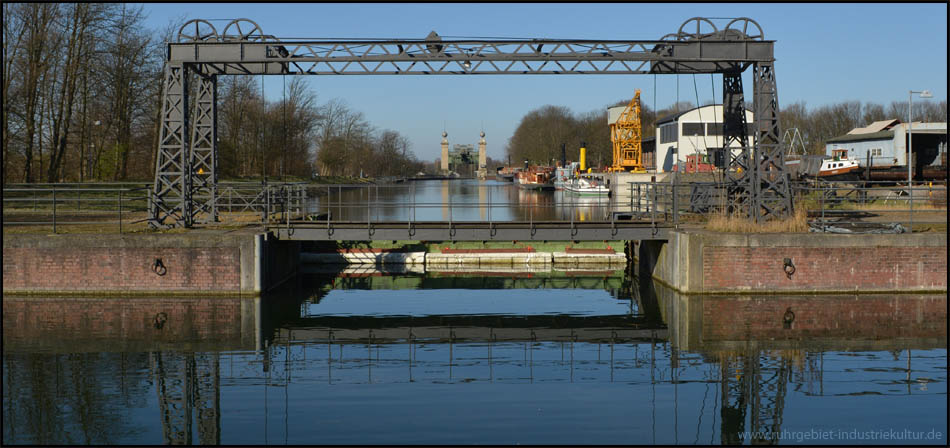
[2,272,946,445]
[310,179,613,222]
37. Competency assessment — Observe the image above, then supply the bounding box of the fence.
[2,183,150,233]
[217,182,307,224]
[2,181,308,232]
[626,179,948,233]
[4,179,945,233]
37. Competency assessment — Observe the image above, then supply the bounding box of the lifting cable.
[711,73,724,186]
[691,74,703,158]
[260,73,266,179]
[282,72,287,180]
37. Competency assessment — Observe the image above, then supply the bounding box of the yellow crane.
[609,88,645,172]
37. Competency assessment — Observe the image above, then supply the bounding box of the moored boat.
[516,166,555,190]
[495,166,519,182]
[554,162,580,190]
[564,173,610,196]
[815,149,861,181]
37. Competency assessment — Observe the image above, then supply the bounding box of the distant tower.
[477,131,488,179]
[440,131,449,172]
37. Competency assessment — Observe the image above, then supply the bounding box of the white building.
[652,105,754,173]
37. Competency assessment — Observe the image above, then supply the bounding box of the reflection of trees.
[2,352,150,444]
[2,351,222,445]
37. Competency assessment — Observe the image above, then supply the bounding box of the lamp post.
[907,90,932,233]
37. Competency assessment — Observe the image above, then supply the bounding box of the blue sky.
[140,3,948,161]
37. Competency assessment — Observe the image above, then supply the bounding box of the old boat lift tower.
[149,17,793,229]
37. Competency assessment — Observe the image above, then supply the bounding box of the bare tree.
[2,3,28,183]
[17,3,58,182]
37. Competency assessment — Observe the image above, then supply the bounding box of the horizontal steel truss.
[272,220,670,241]
[168,39,774,75]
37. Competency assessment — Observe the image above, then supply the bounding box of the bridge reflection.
[2,273,945,445]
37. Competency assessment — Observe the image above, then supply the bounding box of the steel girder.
[150,63,190,227]
[168,38,775,76]
[190,74,218,223]
[722,71,753,215]
[751,62,794,222]
[150,66,218,228]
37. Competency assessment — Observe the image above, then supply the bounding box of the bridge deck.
[272,220,671,241]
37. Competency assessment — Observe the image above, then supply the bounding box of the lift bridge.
[149,16,793,233]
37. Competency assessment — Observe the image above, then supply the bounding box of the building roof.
[825,130,893,144]
[847,119,901,135]
[656,104,753,126]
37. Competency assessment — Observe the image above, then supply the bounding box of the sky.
[139,2,948,162]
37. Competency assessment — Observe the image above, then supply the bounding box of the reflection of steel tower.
[151,352,221,445]
[719,354,752,445]
[152,352,193,445]
[719,351,790,445]
[194,353,221,445]
[750,355,789,444]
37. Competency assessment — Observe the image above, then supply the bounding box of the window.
[682,123,704,136]
[660,123,678,144]
[706,123,723,135]
[871,148,883,157]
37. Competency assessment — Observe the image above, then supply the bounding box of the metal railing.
[6,179,943,234]
[2,181,308,232]
[301,182,623,227]
[2,183,151,233]
[218,181,307,216]
[793,180,947,233]
[625,179,948,233]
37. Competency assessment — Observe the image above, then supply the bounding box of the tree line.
[504,99,691,169]
[2,3,424,184]
[505,96,947,166]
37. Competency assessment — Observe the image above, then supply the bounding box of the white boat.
[554,162,580,190]
[816,149,861,180]
[564,174,610,197]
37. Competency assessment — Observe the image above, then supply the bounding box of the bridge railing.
[300,182,626,227]
[218,181,308,221]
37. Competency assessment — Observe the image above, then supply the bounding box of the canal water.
[310,179,615,222]
[3,269,947,445]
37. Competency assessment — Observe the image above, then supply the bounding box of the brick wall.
[2,297,255,352]
[650,231,947,293]
[3,247,242,292]
[701,295,947,341]
[703,246,947,291]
